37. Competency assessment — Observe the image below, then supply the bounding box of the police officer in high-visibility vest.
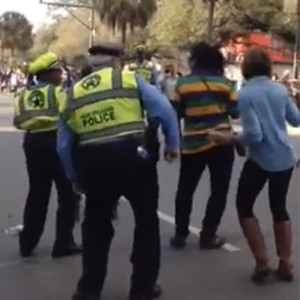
[57,43,180,300]
[13,52,81,258]
[126,45,161,177]
[126,45,156,85]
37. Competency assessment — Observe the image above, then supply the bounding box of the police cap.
[88,42,124,57]
[135,44,146,52]
[29,52,61,74]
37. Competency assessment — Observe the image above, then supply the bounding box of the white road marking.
[0,202,240,270]
[0,127,19,132]
[0,260,22,269]
[0,257,52,270]
[157,211,241,253]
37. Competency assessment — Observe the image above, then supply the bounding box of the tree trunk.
[0,46,4,64]
[121,22,127,45]
[207,0,216,44]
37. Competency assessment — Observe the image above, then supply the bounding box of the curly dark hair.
[242,48,272,80]
[190,42,225,74]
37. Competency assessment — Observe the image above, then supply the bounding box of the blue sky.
[0,0,49,27]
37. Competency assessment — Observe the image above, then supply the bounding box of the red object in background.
[223,31,294,64]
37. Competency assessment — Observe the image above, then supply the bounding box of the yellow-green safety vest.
[13,85,59,132]
[63,68,145,146]
[129,61,154,83]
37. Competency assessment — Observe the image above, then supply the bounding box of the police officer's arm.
[56,89,79,184]
[136,76,180,152]
[57,119,79,184]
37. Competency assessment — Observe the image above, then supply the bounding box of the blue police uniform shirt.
[57,76,180,183]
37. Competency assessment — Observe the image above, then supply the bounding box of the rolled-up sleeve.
[137,77,180,150]
[238,92,263,144]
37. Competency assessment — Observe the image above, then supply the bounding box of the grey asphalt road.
[0,95,299,300]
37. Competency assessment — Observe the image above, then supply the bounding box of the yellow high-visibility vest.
[62,68,145,146]
[13,85,59,132]
[129,61,154,83]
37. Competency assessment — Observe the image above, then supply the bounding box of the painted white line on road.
[157,211,241,253]
[0,257,52,270]
[120,197,241,252]
[0,209,240,271]
[0,260,22,269]
[0,127,19,132]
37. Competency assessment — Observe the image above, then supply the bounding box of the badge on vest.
[81,107,116,127]
[81,74,101,91]
[27,90,46,109]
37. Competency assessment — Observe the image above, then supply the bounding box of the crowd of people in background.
[0,63,78,94]
[2,53,300,111]
[0,68,27,93]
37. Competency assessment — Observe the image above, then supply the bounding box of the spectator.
[170,42,239,250]
[209,48,300,283]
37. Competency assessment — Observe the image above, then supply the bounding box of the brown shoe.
[241,218,271,283]
[274,222,294,282]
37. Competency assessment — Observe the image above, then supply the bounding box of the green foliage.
[147,0,206,47]
[146,0,296,47]
[0,11,34,54]
[56,0,157,44]
[31,23,59,57]
[31,0,296,58]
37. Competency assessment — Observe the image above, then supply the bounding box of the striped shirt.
[176,71,238,154]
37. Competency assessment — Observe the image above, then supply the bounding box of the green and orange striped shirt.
[176,71,238,154]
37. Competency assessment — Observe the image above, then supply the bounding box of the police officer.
[57,43,180,300]
[126,45,161,187]
[126,45,156,85]
[13,52,81,258]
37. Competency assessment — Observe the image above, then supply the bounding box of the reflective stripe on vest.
[14,85,57,126]
[66,69,139,111]
[78,122,145,145]
[130,62,153,82]
[65,69,145,145]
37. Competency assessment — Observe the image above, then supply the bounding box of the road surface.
[0,94,299,300]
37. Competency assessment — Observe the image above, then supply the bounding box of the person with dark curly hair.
[170,42,239,250]
[209,48,300,283]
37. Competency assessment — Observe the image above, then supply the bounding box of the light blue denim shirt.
[238,76,300,172]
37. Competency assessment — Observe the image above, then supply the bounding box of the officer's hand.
[164,149,179,163]
[72,183,84,196]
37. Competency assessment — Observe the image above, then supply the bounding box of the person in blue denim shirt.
[209,48,300,284]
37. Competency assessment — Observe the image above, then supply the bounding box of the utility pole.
[39,0,97,47]
[89,6,96,48]
[293,0,300,79]
[207,0,216,44]
[284,0,300,78]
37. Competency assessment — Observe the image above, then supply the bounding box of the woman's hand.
[207,130,236,144]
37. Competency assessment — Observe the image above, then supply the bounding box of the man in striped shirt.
[170,42,239,250]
